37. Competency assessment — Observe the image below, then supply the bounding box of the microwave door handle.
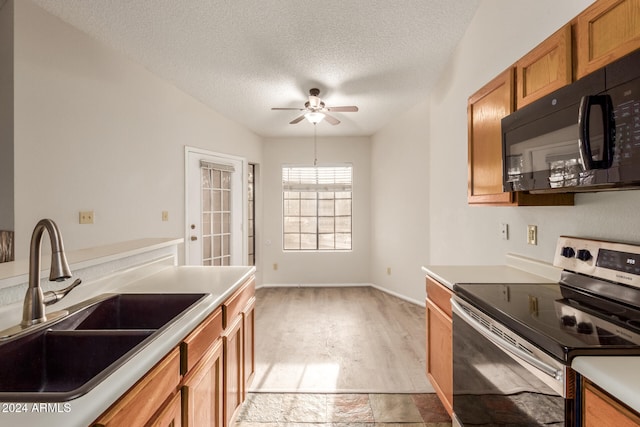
[451,297,563,381]
[578,95,614,170]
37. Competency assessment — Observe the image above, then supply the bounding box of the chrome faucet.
[21,219,81,327]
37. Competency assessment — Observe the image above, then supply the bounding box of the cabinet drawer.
[181,307,223,374]
[426,277,453,318]
[93,347,180,427]
[223,277,255,328]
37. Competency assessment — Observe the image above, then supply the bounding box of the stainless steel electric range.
[451,236,640,427]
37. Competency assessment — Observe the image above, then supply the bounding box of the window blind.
[282,166,352,192]
[200,160,235,172]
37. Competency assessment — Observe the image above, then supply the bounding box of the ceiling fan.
[271,88,359,125]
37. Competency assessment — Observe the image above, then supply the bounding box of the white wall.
[370,100,430,303]
[372,0,640,301]
[12,0,262,261]
[261,136,371,285]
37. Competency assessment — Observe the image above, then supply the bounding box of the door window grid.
[201,166,231,265]
[282,166,352,251]
[248,163,256,266]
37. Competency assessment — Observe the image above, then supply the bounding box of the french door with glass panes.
[185,148,246,266]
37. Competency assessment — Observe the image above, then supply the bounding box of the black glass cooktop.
[453,282,640,363]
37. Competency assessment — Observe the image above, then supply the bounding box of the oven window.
[453,313,571,426]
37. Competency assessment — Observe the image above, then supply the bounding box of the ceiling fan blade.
[272,107,304,111]
[289,115,306,124]
[326,106,359,112]
[323,113,340,125]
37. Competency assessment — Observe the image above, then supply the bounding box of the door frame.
[184,146,248,266]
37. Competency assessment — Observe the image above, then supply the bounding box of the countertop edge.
[572,356,640,414]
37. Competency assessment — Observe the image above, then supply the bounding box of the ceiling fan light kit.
[304,112,325,124]
[272,88,359,126]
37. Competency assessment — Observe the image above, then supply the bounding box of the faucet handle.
[43,278,82,306]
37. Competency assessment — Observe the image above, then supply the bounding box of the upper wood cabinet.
[516,24,572,109]
[576,0,640,79]
[468,68,514,205]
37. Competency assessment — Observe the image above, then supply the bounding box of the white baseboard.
[258,282,425,307]
[369,283,425,307]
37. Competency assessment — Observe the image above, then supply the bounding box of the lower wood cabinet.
[242,296,256,399]
[93,347,181,427]
[148,391,182,427]
[91,274,256,427]
[223,314,244,427]
[583,379,640,427]
[182,338,224,427]
[425,276,453,417]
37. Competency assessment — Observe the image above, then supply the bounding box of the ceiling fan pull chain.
[313,123,318,166]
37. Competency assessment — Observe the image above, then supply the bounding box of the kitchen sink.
[0,293,207,401]
[55,293,207,330]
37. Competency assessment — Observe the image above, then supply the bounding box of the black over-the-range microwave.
[502,48,640,193]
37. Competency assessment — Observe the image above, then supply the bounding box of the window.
[282,165,352,251]
[201,161,232,266]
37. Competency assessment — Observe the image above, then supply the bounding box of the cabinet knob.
[190,236,198,241]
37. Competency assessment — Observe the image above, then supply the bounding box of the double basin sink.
[0,293,207,401]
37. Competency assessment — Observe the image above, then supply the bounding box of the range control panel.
[554,236,640,289]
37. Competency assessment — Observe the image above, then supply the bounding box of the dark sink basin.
[0,293,207,401]
[55,293,207,330]
[0,330,152,399]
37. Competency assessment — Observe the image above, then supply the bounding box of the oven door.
[451,296,575,427]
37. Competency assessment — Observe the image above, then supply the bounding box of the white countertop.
[0,264,255,427]
[422,257,640,416]
[422,265,557,290]
[572,357,640,414]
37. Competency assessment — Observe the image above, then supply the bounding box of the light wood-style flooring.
[250,286,434,394]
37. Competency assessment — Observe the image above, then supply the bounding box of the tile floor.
[235,393,452,426]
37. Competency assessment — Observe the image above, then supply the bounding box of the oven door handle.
[451,298,563,381]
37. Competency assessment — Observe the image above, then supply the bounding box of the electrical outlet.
[527,225,537,245]
[79,211,94,224]
[162,211,169,221]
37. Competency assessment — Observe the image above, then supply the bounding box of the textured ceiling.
[30,0,479,137]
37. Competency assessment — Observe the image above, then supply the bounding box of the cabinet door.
[224,315,244,427]
[93,347,180,427]
[516,24,572,108]
[576,0,640,79]
[426,298,453,416]
[583,380,640,427]
[468,68,515,205]
[182,338,224,427]
[243,297,256,398]
[148,391,182,427]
